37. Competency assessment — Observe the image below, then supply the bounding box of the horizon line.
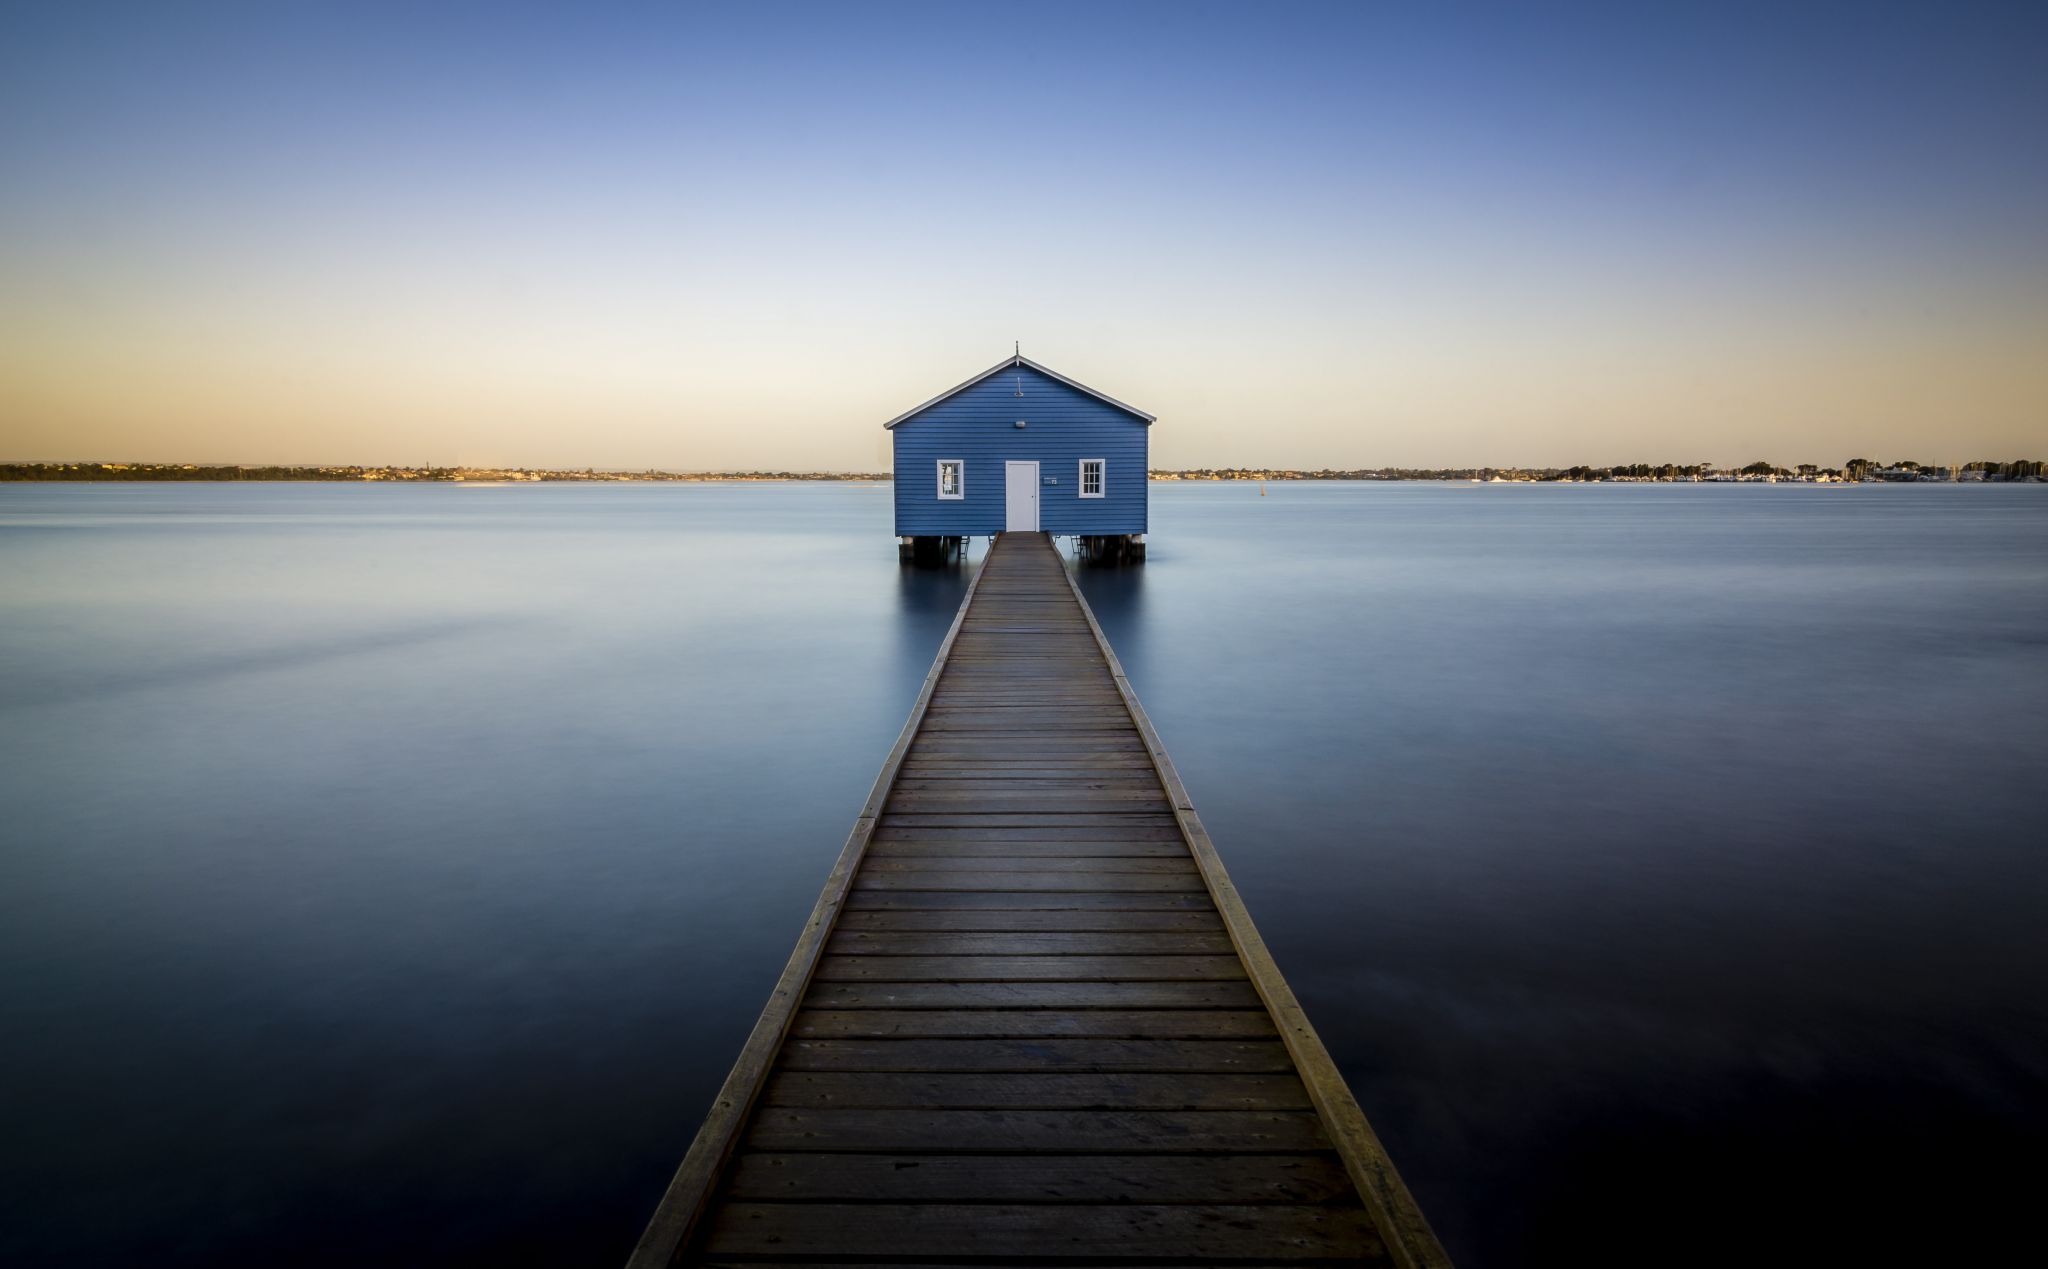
[6,458,2044,479]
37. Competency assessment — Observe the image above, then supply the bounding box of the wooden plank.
[814,954,1248,982]
[843,889,1216,911]
[722,1151,1356,1204]
[790,1008,1276,1039]
[917,712,1138,724]
[760,1071,1311,1110]
[913,712,1138,724]
[885,797,1176,815]
[924,702,1129,711]
[905,749,1163,757]
[834,909,1223,931]
[940,644,1101,650]
[894,766,1160,778]
[924,708,1130,715]
[886,792,1173,806]
[927,684,1125,694]
[882,804,1179,819]
[742,1109,1335,1153]
[779,1038,1292,1073]
[930,666,1116,677]
[892,776,1165,791]
[825,930,1233,956]
[904,749,1155,760]
[950,632,1102,642]
[859,856,1199,874]
[941,642,1104,648]
[902,752,1150,761]
[929,687,1122,699]
[907,729,1141,736]
[873,824,1187,841]
[696,1203,1384,1260]
[898,752,1156,762]
[802,980,1266,1010]
[910,727,1143,739]
[695,1263,1352,1269]
[851,871,1208,892]
[927,687,1121,696]
[865,840,1192,858]
[896,770,1161,779]
[924,694,1129,703]
[879,813,1185,828]
[919,713,1135,729]
[937,659,1114,667]
[700,1203,1381,1259]
[950,636,1096,641]
[884,802,1187,814]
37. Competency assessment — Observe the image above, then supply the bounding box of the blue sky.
[3,1,2043,468]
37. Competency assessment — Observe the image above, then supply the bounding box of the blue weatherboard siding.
[891,363,1148,536]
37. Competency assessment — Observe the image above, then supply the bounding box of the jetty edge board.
[1053,542,1448,1268]
[621,532,992,1266]
[626,532,1449,1268]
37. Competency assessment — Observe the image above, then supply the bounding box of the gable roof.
[882,354,1157,429]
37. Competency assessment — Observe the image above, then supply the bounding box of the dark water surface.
[2,482,2044,1266]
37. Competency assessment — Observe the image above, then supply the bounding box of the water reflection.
[1063,547,1149,669]
[1073,481,2048,1267]
[4,482,2043,1268]
[0,483,974,1269]
[894,552,975,635]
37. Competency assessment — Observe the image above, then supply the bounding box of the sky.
[2,0,2044,470]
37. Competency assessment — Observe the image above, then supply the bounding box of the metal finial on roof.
[1014,340,1019,357]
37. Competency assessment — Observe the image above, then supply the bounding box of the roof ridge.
[882,354,1156,428]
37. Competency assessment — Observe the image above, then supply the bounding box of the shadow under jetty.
[898,534,970,565]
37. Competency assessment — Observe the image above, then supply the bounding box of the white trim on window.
[936,458,964,500]
[1079,458,1105,498]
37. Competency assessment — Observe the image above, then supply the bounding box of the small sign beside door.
[1042,476,1057,485]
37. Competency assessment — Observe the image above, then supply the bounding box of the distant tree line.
[1960,459,2045,478]
[1,463,381,481]
[7,459,2043,484]
[1547,458,2043,481]
[0,463,893,482]
[1563,463,1711,480]
[1152,459,2044,482]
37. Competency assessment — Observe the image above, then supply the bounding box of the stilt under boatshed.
[891,352,1151,563]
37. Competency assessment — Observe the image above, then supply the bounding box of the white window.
[1079,458,1105,498]
[936,459,964,500]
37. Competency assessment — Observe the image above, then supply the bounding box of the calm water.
[2,481,2044,1266]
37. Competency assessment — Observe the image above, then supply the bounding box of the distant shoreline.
[0,464,889,484]
[2,460,2042,485]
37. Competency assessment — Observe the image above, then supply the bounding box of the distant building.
[885,352,1153,560]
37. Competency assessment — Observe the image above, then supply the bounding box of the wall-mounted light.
[1014,420,1027,428]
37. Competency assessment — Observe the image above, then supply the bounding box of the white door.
[1004,461,1039,531]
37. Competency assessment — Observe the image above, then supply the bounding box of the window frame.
[936,458,965,500]
[1078,458,1106,499]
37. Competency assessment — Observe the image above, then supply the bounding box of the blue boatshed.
[887,353,1153,561]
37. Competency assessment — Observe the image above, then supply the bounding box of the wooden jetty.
[629,532,1447,1267]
